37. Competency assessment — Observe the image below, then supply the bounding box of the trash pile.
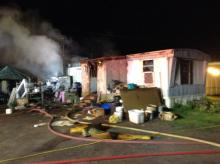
[69,82,178,125]
[55,82,179,141]
[4,78,178,142]
[4,76,82,114]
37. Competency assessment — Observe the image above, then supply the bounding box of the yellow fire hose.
[1,109,220,163]
[101,124,220,148]
[0,141,101,163]
[65,113,220,148]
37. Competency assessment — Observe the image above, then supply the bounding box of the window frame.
[143,60,154,72]
[179,59,193,85]
[143,60,154,84]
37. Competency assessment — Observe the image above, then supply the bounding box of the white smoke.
[0,7,63,79]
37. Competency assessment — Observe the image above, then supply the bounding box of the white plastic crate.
[128,109,144,124]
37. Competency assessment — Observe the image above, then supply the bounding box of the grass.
[168,102,220,130]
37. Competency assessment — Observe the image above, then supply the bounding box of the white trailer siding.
[127,49,210,108]
[127,57,169,95]
[127,59,145,85]
[67,66,82,83]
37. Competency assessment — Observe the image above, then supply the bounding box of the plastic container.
[145,110,153,120]
[100,103,111,115]
[128,109,144,124]
[5,108,12,115]
[127,83,137,90]
[114,111,123,122]
[33,123,47,128]
[115,106,123,112]
[158,105,165,113]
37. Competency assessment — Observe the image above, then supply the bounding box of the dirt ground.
[0,107,220,164]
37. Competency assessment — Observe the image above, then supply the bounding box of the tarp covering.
[120,88,162,112]
[0,66,27,80]
[0,66,4,70]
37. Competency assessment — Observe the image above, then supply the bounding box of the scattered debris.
[112,81,126,96]
[14,105,26,110]
[33,122,47,128]
[70,124,89,134]
[73,113,82,118]
[82,127,104,137]
[29,103,37,107]
[145,104,158,121]
[89,108,105,117]
[83,116,95,121]
[109,114,120,124]
[51,120,74,127]
[159,112,178,121]
[16,98,29,106]
[5,108,12,115]
[7,88,16,108]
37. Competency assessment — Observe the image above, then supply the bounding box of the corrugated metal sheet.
[193,61,206,84]
[174,49,210,60]
[168,84,205,97]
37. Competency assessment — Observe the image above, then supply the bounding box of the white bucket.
[5,108,12,115]
[115,106,123,112]
[128,109,144,124]
[114,111,123,122]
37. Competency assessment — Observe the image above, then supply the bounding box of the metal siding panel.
[168,84,205,97]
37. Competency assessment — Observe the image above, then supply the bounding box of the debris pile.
[2,75,179,143]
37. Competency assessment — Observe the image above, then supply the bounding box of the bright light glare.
[207,67,220,76]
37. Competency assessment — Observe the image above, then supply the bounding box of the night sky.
[1,0,220,59]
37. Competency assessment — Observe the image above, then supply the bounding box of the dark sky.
[1,0,220,59]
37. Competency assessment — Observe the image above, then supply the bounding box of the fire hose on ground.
[1,108,220,164]
[32,107,220,147]
[33,149,220,164]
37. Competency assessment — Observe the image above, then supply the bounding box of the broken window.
[143,60,154,72]
[180,59,193,84]
[144,73,153,83]
[143,60,154,83]
[88,62,97,78]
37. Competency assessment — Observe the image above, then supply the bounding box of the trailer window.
[180,59,193,84]
[88,62,97,78]
[143,60,154,72]
[143,60,154,84]
[144,73,153,83]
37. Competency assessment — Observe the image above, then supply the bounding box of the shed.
[127,49,210,108]
[67,66,82,83]
[206,62,220,96]
[80,56,127,96]
[0,66,29,95]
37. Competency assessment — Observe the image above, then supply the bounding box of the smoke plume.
[0,7,63,79]
[82,36,119,58]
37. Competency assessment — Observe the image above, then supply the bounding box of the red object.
[31,108,218,164]
[34,150,220,164]
[30,108,199,145]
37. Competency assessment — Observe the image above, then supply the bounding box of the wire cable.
[0,141,101,164]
